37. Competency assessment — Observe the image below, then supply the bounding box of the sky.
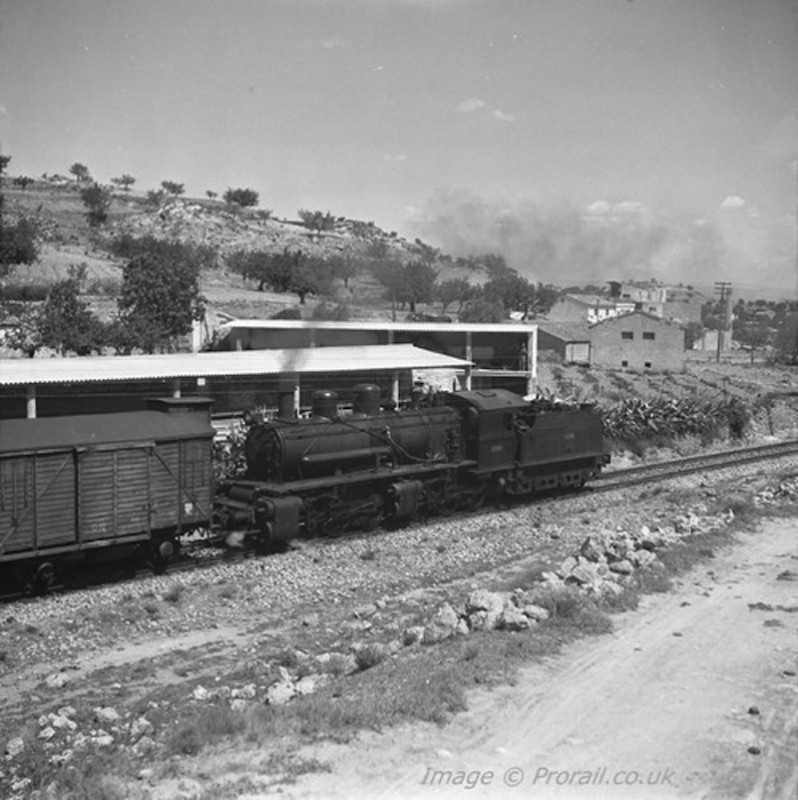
[1,0,797,295]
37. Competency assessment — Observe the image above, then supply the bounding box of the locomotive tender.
[215,384,609,547]
[0,384,608,594]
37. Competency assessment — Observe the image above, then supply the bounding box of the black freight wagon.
[0,399,214,594]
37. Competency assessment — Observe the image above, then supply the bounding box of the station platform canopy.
[0,344,469,385]
[0,345,472,418]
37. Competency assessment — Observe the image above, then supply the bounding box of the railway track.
[593,439,798,492]
[4,439,796,603]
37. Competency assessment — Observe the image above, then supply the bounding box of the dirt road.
[284,519,798,800]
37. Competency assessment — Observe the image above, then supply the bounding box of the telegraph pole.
[713,281,732,362]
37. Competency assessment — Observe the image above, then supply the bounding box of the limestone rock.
[44,673,69,690]
[5,736,24,759]
[522,604,551,623]
[609,559,633,575]
[499,605,530,631]
[94,706,121,724]
[403,626,425,646]
[266,678,296,706]
[423,602,460,644]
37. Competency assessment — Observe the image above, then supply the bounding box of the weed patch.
[530,586,613,635]
[657,528,734,574]
[354,642,388,671]
[163,583,185,604]
[166,704,247,756]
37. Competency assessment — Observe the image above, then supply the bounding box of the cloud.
[584,199,651,228]
[720,195,746,209]
[320,36,348,49]
[457,96,515,122]
[491,109,516,122]
[458,97,487,113]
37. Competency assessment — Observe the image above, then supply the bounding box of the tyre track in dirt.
[281,519,798,800]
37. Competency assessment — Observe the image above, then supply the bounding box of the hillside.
[1,181,482,325]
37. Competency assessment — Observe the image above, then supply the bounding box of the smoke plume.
[407,188,796,295]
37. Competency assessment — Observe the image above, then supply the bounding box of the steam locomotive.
[0,385,608,594]
[214,384,609,547]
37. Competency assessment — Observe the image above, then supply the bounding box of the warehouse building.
[537,321,591,365]
[589,311,685,371]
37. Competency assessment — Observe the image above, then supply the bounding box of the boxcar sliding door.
[77,445,152,544]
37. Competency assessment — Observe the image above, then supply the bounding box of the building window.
[621,360,629,367]
[621,331,634,340]
[643,332,655,340]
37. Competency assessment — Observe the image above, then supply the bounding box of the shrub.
[223,187,259,208]
[160,180,185,196]
[146,189,165,207]
[32,277,107,355]
[530,586,612,634]
[601,395,753,447]
[0,283,49,301]
[0,216,40,271]
[163,583,185,603]
[212,419,249,482]
[80,182,112,226]
[458,297,507,323]
[354,642,388,671]
[311,302,350,321]
[271,306,303,320]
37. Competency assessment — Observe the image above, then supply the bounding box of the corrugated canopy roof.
[220,319,536,334]
[0,345,472,387]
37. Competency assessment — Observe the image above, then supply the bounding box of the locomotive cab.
[441,389,526,471]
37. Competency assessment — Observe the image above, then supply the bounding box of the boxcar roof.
[0,411,214,454]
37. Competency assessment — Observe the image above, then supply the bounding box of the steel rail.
[593,439,798,492]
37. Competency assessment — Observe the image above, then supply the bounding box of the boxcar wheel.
[150,538,176,575]
[25,562,57,597]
